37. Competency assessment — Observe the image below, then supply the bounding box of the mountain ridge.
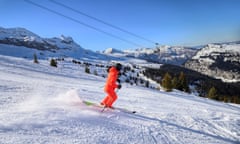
[184,43,240,83]
[0,27,125,62]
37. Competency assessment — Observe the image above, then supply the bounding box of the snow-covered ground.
[0,55,239,144]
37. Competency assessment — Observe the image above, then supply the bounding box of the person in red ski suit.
[101,63,122,108]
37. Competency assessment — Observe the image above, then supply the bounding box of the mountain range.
[0,26,240,143]
[0,26,239,83]
[102,46,198,65]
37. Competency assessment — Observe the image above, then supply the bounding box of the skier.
[101,63,122,108]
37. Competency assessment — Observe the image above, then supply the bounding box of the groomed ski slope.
[0,55,239,144]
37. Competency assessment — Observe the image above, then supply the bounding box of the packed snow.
[0,54,239,144]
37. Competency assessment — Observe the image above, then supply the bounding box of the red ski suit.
[101,67,119,107]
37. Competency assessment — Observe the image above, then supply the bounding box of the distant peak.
[0,26,40,38]
[103,47,123,54]
[60,35,73,44]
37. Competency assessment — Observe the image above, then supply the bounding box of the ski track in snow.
[0,55,240,144]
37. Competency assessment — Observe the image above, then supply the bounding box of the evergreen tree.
[207,87,217,100]
[162,72,172,92]
[223,96,229,103]
[85,66,90,74]
[50,59,57,67]
[233,96,240,104]
[145,80,149,88]
[33,53,39,64]
[177,72,190,92]
[172,76,178,89]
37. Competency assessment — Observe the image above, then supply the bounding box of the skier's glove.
[118,72,122,77]
[107,66,111,73]
[118,84,122,89]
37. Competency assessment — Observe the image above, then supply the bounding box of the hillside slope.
[0,55,239,144]
[185,43,240,83]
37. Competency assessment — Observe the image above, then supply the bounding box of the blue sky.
[1,0,240,51]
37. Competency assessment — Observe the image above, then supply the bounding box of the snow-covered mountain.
[0,27,80,52]
[0,27,116,61]
[184,43,240,83]
[0,26,197,66]
[103,47,124,54]
[102,45,198,65]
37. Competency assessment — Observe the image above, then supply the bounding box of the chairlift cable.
[25,0,144,48]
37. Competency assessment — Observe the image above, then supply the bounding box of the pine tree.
[223,96,229,103]
[162,72,172,92]
[33,53,39,64]
[145,80,149,88]
[50,59,57,67]
[177,72,190,92]
[85,66,90,74]
[232,96,240,104]
[207,87,217,100]
[172,76,178,89]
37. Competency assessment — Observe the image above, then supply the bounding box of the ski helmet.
[115,63,122,71]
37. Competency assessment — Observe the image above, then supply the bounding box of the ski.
[82,100,97,106]
[114,107,136,114]
[82,100,104,108]
[82,100,136,114]
[82,100,112,113]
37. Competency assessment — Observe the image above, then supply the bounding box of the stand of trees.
[162,72,190,92]
[144,64,240,104]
